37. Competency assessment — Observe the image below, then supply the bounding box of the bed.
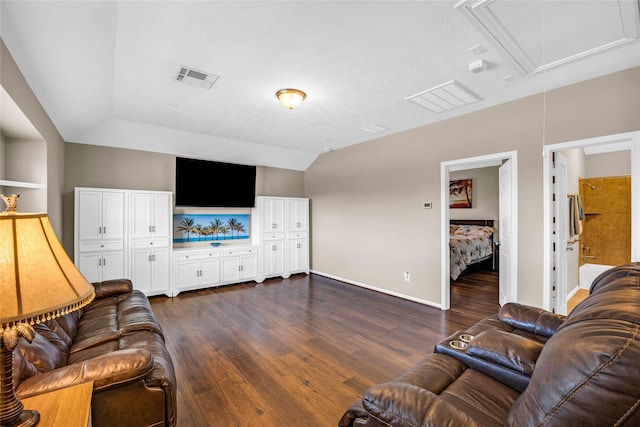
[450,219,495,281]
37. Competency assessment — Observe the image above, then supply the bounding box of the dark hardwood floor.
[150,271,499,426]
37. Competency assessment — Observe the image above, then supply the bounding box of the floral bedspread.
[450,234,493,280]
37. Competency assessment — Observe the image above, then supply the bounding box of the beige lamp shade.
[0,212,95,328]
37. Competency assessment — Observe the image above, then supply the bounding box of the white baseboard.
[567,284,580,300]
[310,270,443,309]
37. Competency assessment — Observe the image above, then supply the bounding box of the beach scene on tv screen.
[173,213,250,243]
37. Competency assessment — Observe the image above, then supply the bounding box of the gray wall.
[305,67,640,308]
[1,39,66,234]
[62,142,305,252]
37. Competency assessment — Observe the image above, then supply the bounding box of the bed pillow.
[449,224,459,233]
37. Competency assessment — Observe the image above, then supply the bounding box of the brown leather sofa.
[340,263,640,426]
[13,279,176,427]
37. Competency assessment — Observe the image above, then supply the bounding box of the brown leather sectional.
[13,279,176,427]
[340,263,640,426]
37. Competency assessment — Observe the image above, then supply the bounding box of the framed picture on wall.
[450,179,472,208]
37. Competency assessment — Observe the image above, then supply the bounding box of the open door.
[498,159,514,306]
[554,152,569,314]
[442,151,518,310]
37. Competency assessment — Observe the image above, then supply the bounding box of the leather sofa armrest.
[498,303,565,338]
[467,330,544,377]
[360,381,480,427]
[16,349,154,398]
[92,279,134,299]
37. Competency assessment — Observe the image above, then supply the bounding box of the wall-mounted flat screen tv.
[175,157,257,207]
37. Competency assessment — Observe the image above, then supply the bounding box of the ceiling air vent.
[406,80,482,113]
[173,65,219,89]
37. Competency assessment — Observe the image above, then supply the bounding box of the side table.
[20,381,93,427]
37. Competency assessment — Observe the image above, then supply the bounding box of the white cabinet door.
[77,189,125,241]
[151,248,171,294]
[261,198,285,233]
[241,254,258,279]
[77,252,102,283]
[261,241,285,278]
[287,199,309,232]
[131,193,153,240]
[78,251,124,283]
[131,192,171,239]
[176,260,200,290]
[221,257,241,283]
[102,192,125,240]
[131,249,154,294]
[101,250,125,281]
[199,258,221,287]
[77,191,103,241]
[151,193,171,238]
[288,239,309,273]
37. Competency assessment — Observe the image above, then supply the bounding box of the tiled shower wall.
[579,176,631,267]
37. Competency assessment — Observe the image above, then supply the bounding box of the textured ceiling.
[1,1,639,170]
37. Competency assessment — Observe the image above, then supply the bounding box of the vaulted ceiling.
[2,1,639,170]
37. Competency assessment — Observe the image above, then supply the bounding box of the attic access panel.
[456,0,640,76]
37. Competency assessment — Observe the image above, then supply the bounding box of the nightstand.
[20,381,93,427]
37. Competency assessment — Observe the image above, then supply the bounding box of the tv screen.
[175,157,256,207]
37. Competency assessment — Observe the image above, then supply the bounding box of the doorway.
[440,151,518,310]
[543,131,640,313]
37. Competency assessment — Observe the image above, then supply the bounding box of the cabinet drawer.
[222,247,258,257]
[175,251,219,262]
[262,233,285,241]
[79,241,123,252]
[287,232,308,240]
[132,239,169,249]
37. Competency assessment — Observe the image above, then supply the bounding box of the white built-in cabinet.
[173,245,258,295]
[174,250,221,293]
[75,189,126,283]
[129,191,172,296]
[252,196,310,282]
[76,189,309,297]
[75,188,172,297]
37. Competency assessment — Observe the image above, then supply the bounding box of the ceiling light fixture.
[276,89,306,110]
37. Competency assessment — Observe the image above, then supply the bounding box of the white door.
[102,250,125,282]
[131,249,153,294]
[78,191,102,241]
[176,260,199,290]
[287,199,309,231]
[499,159,514,306]
[554,153,569,314]
[200,258,221,287]
[152,248,171,293]
[152,194,171,238]
[102,192,125,240]
[131,193,152,239]
[78,252,102,283]
[262,199,285,233]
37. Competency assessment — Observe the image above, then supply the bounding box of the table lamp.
[0,194,95,426]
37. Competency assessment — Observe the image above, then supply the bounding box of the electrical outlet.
[403,271,410,282]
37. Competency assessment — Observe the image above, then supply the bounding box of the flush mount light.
[276,89,306,110]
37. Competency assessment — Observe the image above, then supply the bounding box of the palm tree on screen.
[220,225,230,240]
[177,217,195,241]
[227,218,239,239]
[210,219,223,241]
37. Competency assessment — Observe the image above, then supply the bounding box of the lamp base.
[0,410,39,427]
